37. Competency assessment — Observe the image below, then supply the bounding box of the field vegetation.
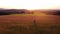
[0,9,60,34]
[0,14,60,34]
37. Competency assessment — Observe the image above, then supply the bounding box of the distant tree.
[53,10,60,15]
[18,10,25,14]
[44,10,60,15]
[0,9,26,15]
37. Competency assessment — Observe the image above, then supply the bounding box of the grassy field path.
[0,14,60,34]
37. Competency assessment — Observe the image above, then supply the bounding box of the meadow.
[0,14,60,34]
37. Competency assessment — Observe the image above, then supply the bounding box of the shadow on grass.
[0,24,30,34]
[0,23,60,34]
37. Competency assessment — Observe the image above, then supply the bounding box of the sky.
[0,0,60,10]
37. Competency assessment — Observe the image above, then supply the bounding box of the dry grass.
[0,14,60,34]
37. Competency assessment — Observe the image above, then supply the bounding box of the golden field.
[0,13,60,34]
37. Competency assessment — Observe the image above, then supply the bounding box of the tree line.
[0,9,27,15]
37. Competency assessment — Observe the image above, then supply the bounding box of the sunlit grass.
[9,13,47,16]
[0,14,60,34]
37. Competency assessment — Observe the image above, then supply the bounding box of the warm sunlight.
[0,0,60,10]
